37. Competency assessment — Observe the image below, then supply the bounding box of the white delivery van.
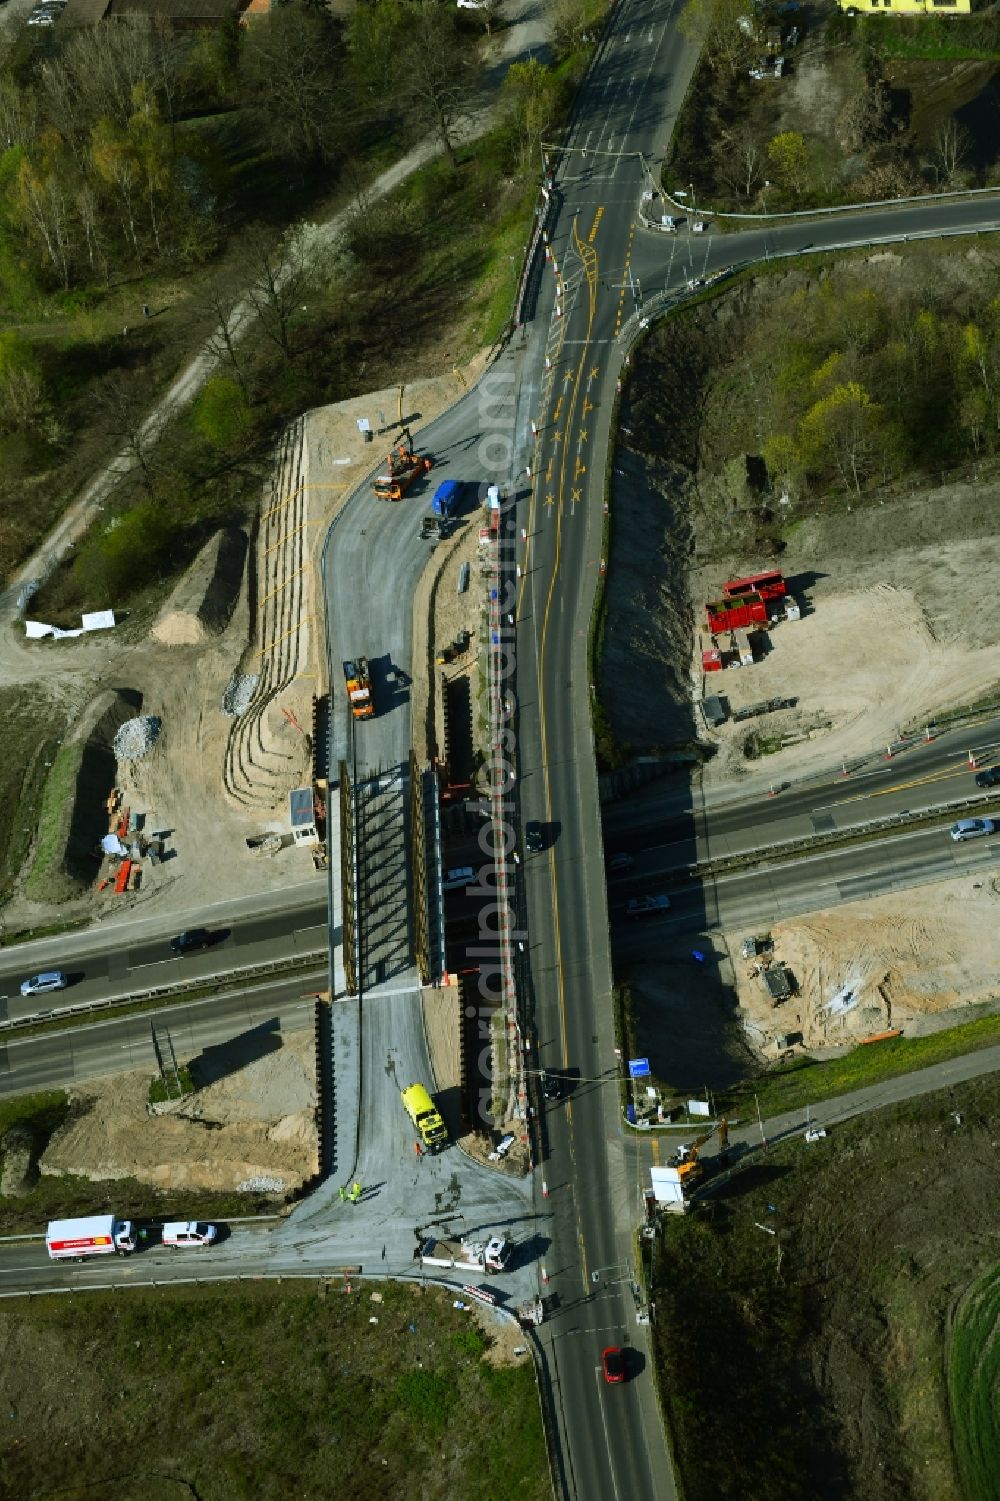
[162,1221,217,1248]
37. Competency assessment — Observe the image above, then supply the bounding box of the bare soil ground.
[694,486,1000,794]
[40,1027,318,1194]
[0,357,486,936]
[728,872,1000,1054]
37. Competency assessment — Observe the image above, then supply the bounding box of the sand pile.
[152,528,248,646]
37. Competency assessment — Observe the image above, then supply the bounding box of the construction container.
[705,593,768,634]
[702,648,723,673]
[723,570,786,602]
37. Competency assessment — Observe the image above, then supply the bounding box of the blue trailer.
[432,480,461,519]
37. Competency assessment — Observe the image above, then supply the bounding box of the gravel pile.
[113,715,162,761]
[223,672,258,717]
[237,1174,286,1194]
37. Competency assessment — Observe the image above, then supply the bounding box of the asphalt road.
[515,0,702,1493]
[0,977,324,1099]
[603,714,1000,870]
[0,889,329,1027]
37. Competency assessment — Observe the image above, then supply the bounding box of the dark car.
[539,1070,561,1101]
[602,1346,625,1384]
[975,765,1000,789]
[525,821,545,853]
[170,929,214,955]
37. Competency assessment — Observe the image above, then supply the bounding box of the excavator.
[372,426,433,502]
[673,1116,730,1193]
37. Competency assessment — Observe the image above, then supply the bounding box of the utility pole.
[755,1091,767,1152]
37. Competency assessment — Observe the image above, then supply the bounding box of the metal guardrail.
[0,949,329,1035]
[682,795,1000,885]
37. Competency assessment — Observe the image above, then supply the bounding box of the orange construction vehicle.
[372,427,433,502]
[343,658,374,719]
[673,1117,730,1192]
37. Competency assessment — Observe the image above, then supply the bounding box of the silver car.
[950,818,994,843]
[20,971,67,996]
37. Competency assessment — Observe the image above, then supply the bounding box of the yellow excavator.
[674,1116,730,1192]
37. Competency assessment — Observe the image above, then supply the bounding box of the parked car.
[162,1222,217,1248]
[602,1346,626,1384]
[442,866,475,891]
[170,929,215,955]
[20,971,67,997]
[607,853,633,873]
[626,895,670,918]
[950,818,995,842]
[974,765,1000,789]
[525,821,545,853]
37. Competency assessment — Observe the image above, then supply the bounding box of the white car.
[162,1222,217,1248]
[626,895,671,918]
[950,817,994,842]
[20,971,67,997]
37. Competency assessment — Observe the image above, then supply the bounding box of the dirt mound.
[40,1030,319,1195]
[152,528,247,646]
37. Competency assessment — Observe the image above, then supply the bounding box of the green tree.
[766,131,811,197]
[502,59,559,173]
[191,375,252,451]
[798,381,898,495]
[0,332,50,435]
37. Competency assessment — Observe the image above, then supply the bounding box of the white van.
[162,1221,217,1248]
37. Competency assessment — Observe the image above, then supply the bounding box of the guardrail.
[676,796,1000,886]
[0,949,329,1035]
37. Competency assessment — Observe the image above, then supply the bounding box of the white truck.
[46,1215,136,1261]
[419,1234,512,1274]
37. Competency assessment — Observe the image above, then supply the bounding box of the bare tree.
[197,278,252,398]
[719,125,764,200]
[930,117,971,187]
[399,0,473,167]
[94,371,159,496]
[244,228,314,361]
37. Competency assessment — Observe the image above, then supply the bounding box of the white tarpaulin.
[25,609,116,640]
[101,834,127,857]
[81,610,116,632]
[25,621,83,639]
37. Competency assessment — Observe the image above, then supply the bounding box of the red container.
[705,593,769,634]
[702,649,723,672]
[723,570,785,602]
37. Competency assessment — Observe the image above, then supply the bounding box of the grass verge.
[947,1263,1000,1501]
[721,1008,1000,1121]
[22,740,84,904]
[0,691,68,910]
[0,1281,549,1501]
[654,1071,1000,1500]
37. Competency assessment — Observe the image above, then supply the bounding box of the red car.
[602,1346,625,1384]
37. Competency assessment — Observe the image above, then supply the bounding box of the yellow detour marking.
[588,206,604,243]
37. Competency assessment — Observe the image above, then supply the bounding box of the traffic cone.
[542,1180,549,1199]
[968,749,977,767]
[884,744,894,759]
[541,1265,549,1285]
